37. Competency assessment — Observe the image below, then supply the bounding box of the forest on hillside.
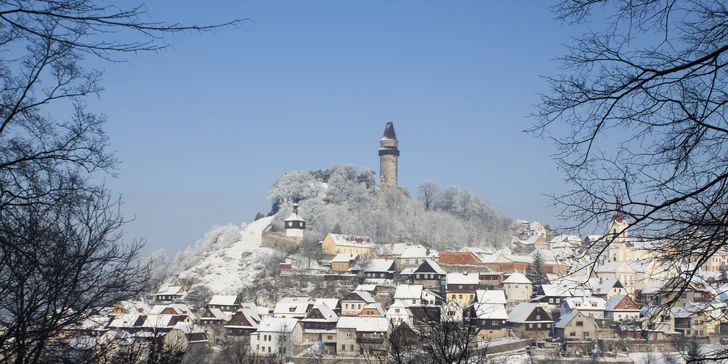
[267,164,513,250]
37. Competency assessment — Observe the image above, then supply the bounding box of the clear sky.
[87,0,585,256]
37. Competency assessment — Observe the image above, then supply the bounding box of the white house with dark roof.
[386,300,413,325]
[224,307,261,337]
[154,286,185,302]
[357,258,396,280]
[466,302,508,338]
[593,261,636,296]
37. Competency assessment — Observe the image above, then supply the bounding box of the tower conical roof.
[382,121,397,140]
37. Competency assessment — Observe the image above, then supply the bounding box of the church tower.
[378,121,400,188]
[606,197,631,261]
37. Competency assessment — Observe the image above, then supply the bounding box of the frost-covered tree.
[417,180,440,210]
[526,252,550,293]
[268,170,321,207]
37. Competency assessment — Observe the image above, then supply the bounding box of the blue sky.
[86,0,585,256]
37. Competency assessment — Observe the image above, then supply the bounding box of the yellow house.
[321,233,375,257]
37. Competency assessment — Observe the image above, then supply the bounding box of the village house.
[502,272,533,304]
[273,297,314,319]
[313,298,341,314]
[110,301,150,316]
[300,304,339,353]
[341,291,377,316]
[250,317,302,357]
[441,300,464,323]
[108,312,145,333]
[531,284,571,308]
[164,322,208,350]
[561,297,606,319]
[465,303,508,339]
[198,307,231,327]
[321,233,376,256]
[208,295,240,313]
[393,284,440,306]
[358,258,396,280]
[331,253,359,273]
[672,306,712,337]
[589,277,629,300]
[360,303,386,317]
[553,311,598,341]
[507,303,553,339]
[386,301,413,325]
[399,246,438,266]
[154,286,186,303]
[401,260,447,289]
[446,272,480,307]
[641,307,678,340]
[336,317,389,356]
[604,294,640,321]
[223,308,261,337]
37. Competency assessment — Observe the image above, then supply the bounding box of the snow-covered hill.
[176,216,282,295]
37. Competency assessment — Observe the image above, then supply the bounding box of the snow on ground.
[628,352,684,364]
[178,216,280,295]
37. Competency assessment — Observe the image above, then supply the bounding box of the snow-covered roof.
[594,261,634,273]
[362,303,386,316]
[273,297,312,316]
[400,246,438,259]
[476,290,507,305]
[143,314,174,328]
[417,260,447,275]
[355,284,377,292]
[313,299,339,310]
[446,272,479,285]
[257,317,299,333]
[344,290,376,303]
[108,313,142,328]
[503,272,532,284]
[400,267,416,276]
[554,311,582,329]
[529,249,559,264]
[507,303,547,323]
[156,286,184,295]
[284,213,305,222]
[473,303,508,320]
[394,285,424,300]
[539,284,571,297]
[203,308,232,321]
[336,317,389,332]
[365,259,396,272]
[332,253,358,262]
[172,322,206,334]
[605,295,637,311]
[303,305,339,323]
[329,234,375,248]
[209,295,238,307]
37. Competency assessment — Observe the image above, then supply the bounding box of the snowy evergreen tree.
[526,252,550,293]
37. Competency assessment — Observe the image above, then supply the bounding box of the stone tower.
[379,121,400,188]
[284,203,305,239]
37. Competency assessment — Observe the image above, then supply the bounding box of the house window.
[350,345,354,351]
[584,332,589,337]
[528,324,533,328]
[549,298,554,303]
[459,285,463,289]
[268,347,271,353]
[570,332,576,337]
[537,324,541,328]
[341,344,345,351]
[576,321,583,327]
[327,335,333,340]
[289,307,296,312]
[346,332,353,338]
[536,315,540,320]
[556,298,560,303]
[412,300,416,304]
[395,309,400,313]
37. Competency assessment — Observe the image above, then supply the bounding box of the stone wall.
[261,227,302,253]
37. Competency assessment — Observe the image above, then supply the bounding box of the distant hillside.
[267,164,513,250]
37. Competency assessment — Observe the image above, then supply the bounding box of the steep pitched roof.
[343,290,376,303]
[382,121,397,140]
[337,317,389,332]
[394,285,424,300]
[446,272,479,285]
[473,303,508,320]
[209,295,238,307]
[476,290,507,305]
[414,260,447,275]
[257,318,299,333]
[507,303,543,323]
[365,259,396,272]
[503,272,532,284]
[554,311,584,329]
